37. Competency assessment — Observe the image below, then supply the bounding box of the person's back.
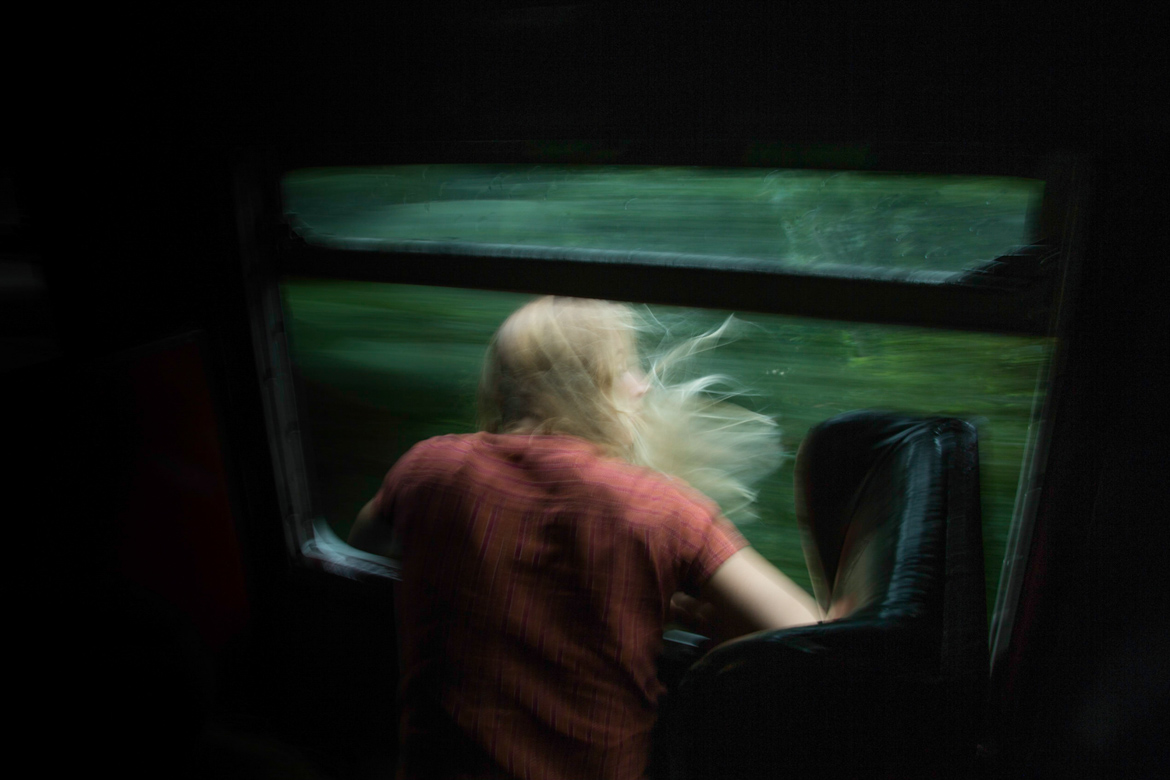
[385,431,746,779]
[349,297,820,779]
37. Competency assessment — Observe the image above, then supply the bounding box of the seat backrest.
[667,411,987,780]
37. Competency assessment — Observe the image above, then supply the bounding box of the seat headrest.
[796,410,949,622]
[668,411,986,780]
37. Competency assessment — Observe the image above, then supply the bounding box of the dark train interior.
[6,5,1164,778]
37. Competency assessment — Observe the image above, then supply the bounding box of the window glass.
[282,279,1052,609]
[283,166,1042,274]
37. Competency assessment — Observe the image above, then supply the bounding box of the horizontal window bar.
[279,240,1051,335]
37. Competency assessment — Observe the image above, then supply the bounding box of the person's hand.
[825,593,857,621]
[669,592,715,635]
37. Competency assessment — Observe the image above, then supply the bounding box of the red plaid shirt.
[375,433,746,780]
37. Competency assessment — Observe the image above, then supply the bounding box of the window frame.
[234,142,1088,667]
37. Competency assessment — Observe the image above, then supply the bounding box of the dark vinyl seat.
[664,411,988,780]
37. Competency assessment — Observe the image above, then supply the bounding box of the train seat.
[662,410,988,779]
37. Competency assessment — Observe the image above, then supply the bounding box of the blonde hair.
[632,317,783,524]
[479,296,783,524]
[478,296,639,456]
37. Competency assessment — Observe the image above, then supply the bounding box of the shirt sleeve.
[689,516,749,586]
[368,447,430,560]
[671,489,750,595]
[372,438,434,522]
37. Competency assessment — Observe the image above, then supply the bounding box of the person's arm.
[348,496,398,558]
[679,547,821,644]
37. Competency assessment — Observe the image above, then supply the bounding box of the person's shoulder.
[405,433,480,456]
[392,433,482,476]
[581,452,722,521]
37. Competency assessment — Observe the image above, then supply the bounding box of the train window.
[242,149,1075,629]
[279,277,1052,607]
[283,165,1041,277]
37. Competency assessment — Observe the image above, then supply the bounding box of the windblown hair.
[631,316,783,524]
[478,296,783,524]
